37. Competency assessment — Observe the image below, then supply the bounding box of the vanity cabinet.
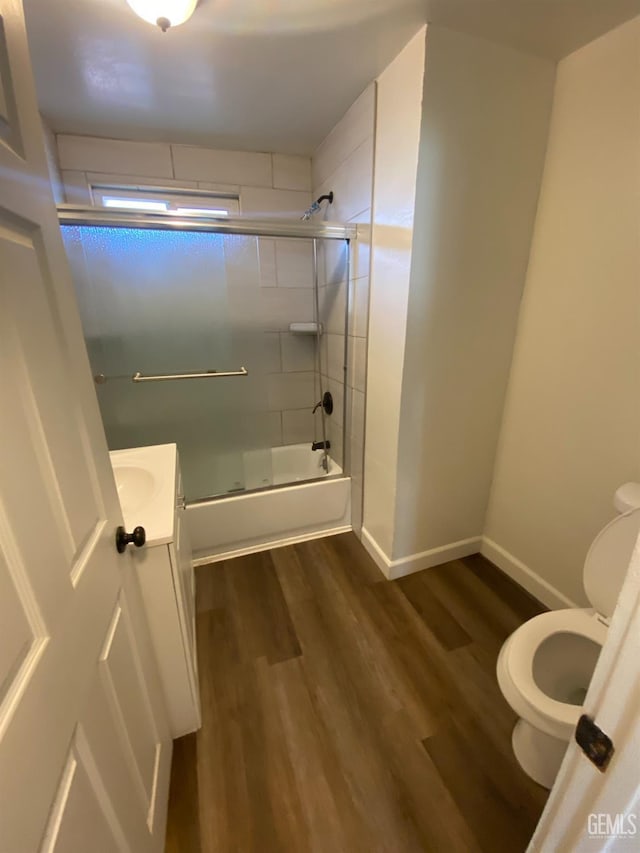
[111,444,201,738]
[135,507,200,736]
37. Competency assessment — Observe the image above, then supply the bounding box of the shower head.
[301,191,334,221]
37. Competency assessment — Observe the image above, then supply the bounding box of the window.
[91,185,240,216]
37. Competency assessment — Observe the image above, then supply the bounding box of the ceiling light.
[126,0,198,32]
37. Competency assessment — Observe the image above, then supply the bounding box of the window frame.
[90,184,241,217]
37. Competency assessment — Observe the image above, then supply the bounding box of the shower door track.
[187,471,347,506]
[57,205,356,241]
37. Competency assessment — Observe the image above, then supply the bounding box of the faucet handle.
[312,391,334,415]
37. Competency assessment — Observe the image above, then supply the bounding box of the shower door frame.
[58,205,356,501]
[57,205,355,240]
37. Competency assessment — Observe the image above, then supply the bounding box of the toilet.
[496,483,640,789]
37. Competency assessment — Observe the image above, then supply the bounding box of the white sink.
[112,465,158,514]
[109,444,178,546]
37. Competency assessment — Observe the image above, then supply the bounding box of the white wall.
[392,29,555,564]
[484,18,640,608]
[362,27,427,558]
[311,84,376,534]
[56,133,311,211]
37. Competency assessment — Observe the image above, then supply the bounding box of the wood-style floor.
[165,533,549,853]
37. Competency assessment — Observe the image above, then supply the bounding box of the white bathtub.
[187,443,351,562]
[242,442,341,489]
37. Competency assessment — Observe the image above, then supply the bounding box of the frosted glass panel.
[62,225,274,500]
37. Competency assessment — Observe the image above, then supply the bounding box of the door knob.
[115,525,146,553]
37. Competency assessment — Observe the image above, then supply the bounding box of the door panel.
[0,2,172,850]
[99,599,163,812]
[0,546,33,703]
[42,728,125,853]
[0,16,23,156]
[0,524,45,712]
[9,234,104,550]
[0,229,109,598]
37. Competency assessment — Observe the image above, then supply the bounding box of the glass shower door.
[62,225,273,501]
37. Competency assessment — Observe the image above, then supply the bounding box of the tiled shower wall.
[312,85,375,535]
[55,134,323,448]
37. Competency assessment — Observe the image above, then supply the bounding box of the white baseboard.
[360,527,482,580]
[193,524,352,567]
[194,520,579,612]
[360,527,392,577]
[480,537,578,611]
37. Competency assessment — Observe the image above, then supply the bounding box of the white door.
[0,3,172,851]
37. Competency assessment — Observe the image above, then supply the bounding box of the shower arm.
[301,191,334,221]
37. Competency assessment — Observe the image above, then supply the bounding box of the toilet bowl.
[496,490,640,789]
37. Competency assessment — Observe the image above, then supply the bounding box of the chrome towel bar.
[94,368,248,384]
[133,368,248,382]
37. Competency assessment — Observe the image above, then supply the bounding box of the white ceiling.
[24,0,640,155]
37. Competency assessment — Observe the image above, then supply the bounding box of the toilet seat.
[497,608,607,740]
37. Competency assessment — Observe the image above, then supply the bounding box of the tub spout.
[311,440,331,452]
